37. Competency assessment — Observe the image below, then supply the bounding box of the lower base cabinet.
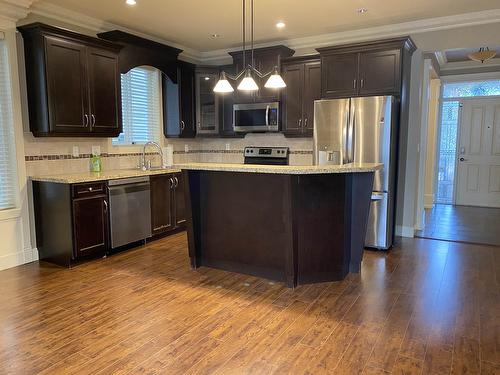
[33,181,109,267]
[150,173,186,237]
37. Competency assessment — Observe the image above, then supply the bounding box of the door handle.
[91,114,96,127]
[103,200,108,213]
[84,114,89,127]
[459,157,468,162]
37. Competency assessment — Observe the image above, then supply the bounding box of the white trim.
[0,246,38,271]
[23,3,500,64]
[440,71,500,83]
[395,225,415,238]
[0,0,34,23]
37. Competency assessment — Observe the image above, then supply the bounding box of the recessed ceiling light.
[357,8,368,14]
[204,77,210,81]
[126,0,136,5]
[276,22,286,29]
[211,33,221,38]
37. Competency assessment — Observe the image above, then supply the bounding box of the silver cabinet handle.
[84,114,89,127]
[91,114,96,127]
[304,118,308,128]
[169,177,174,189]
[174,177,179,188]
[298,118,302,127]
[103,200,108,213]
[180,121,186,131]
[360,79,364,88]
[88,187,93,192]
[353,79,356,89]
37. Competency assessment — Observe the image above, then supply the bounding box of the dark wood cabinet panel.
[174,173,186,226]
[150,175,174,235]
[282,63,304,135]
[179,63,196,138]
[302,61,322,134]
[87,47,121,136]
[44,35,89,134]
[321,52,358,98]
[72,194,108,258]
[18,23,122,137]
[359,49,401,95]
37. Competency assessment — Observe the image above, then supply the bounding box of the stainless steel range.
[244,146,289,165]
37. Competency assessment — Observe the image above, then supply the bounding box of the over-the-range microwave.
[233,102,279,132]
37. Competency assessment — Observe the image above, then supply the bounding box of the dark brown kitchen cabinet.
[149,173,186,237]
[18,23,122,137]
[33,181,109,267]
[281,58,321,137]
[195,67,219,135]
[163,63,196,138]
[317,37,414,99]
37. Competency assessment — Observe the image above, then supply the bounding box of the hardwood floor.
[0,232,498,374]
[416,204,500,246]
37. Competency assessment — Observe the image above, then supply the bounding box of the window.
[443,80,500,98]
[0,38,18,210]
[113,66,162,145]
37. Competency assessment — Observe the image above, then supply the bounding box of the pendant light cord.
[251,0,254,67]
[242,0,246,69]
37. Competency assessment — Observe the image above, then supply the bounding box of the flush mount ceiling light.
[125,0,137,5]
[214,0,287,93]
[468,47,497,63]
[211,33,221,38]
[276,22,286,29]
[357,8,368,14]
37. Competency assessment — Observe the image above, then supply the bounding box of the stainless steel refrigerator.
[313,96,397,249]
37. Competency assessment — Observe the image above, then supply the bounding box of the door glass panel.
[436,101,460,204]
[198,75,216,131]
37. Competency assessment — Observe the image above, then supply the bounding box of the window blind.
[0,39,18,210]
[113,66,161,145]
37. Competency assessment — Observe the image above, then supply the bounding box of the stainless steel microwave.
[233,102,279,132]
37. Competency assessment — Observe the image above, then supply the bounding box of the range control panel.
[244,147,289,165]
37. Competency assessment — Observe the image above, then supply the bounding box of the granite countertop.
[176,162,383,174]
[30,168,181,184]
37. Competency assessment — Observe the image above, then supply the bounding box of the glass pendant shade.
[237,69,259,91]
[264,67,286,89]
[213,72,234,93]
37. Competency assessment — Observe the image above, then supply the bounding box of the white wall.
[424,79,441,208]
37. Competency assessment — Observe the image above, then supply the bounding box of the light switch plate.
[184,144,189,153]
[91,145,101,156]
[225,143,230,151]
[72,146,79,158]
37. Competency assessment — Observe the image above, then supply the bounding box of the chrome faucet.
[141,141,163,170]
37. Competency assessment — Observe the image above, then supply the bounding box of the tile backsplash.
[24,133,313,176]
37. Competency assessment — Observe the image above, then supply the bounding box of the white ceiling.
[35,0,500,52]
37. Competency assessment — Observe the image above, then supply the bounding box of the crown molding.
[20,3,500,66]
[440,58,500,71]
[27,2,202,63]
[0,0,35,23]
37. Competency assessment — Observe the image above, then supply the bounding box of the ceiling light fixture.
[276,22,286,29]
[125,0,137,5]
[214,0,286,93]
[211,33,221,38]
[468,47,496,63]
[357,8,368,14]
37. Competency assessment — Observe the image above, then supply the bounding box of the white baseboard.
[0,247,38,271]
[424,194,434,208]
[395,225,415,238]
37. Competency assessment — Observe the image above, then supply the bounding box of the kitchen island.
[178,162,383,287]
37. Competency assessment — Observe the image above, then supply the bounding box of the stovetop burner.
[243,147,289,165]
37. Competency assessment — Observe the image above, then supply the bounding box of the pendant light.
[468,47,497,63]
[213,0,286,93]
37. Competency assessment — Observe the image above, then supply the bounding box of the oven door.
[233,102,279,132]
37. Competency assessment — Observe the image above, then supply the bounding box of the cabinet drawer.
[72,182,106,198]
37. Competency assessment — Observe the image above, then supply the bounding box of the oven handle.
[265,105,270,126]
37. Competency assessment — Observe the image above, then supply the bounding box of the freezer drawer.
[365,192,391,249]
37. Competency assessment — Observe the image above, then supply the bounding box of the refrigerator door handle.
[348,100,355,163]
[342,100,350,164]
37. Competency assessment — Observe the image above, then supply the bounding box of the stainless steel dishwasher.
[108,176,152,249]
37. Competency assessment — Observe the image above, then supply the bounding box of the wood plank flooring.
[0,232,498,374]
[416,204,500,246]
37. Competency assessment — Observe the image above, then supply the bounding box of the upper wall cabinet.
[18,23,122,137]
[195,67,219,136]
[317,37,415,99]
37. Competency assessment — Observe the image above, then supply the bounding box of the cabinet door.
[173,173,186,227]
[302,61,322,135]
[321,52,359,98]
[196,71,219,135]
[179,64,196,138]
[359,49,401,95]
[150,175,174,235]
[44,35,90,134]
[87,47,122,136]
[281,63,304,135]
[72,195,108,258]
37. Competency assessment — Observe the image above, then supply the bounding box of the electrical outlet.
[72,146,79,158]
[184,144,189,153]
[91,145,101,156]
[225,143,231,151]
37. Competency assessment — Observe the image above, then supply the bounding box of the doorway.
[416,78,500,246]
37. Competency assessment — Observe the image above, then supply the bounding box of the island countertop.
[176,162,382,174]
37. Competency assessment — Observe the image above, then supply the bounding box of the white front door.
[456,98,500,207]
